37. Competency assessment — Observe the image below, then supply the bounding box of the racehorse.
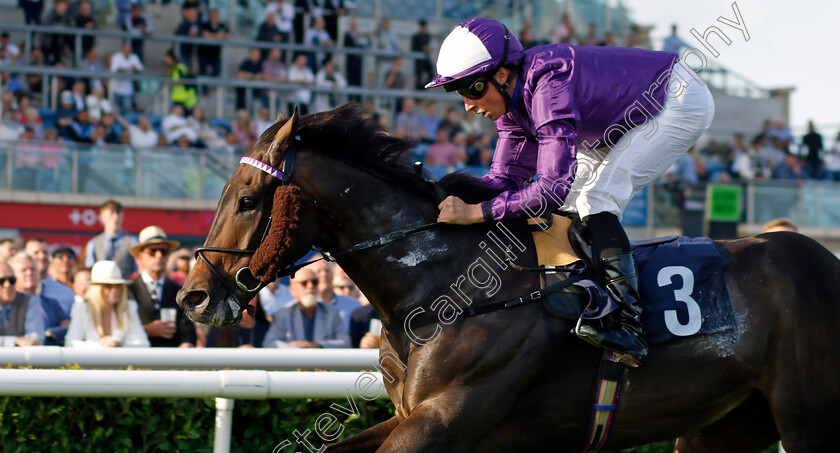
[177,105,840,452]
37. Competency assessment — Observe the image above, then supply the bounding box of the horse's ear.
[266,107,299,164]
[274,111,286,123]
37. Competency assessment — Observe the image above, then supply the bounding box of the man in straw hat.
[127,225,196,347]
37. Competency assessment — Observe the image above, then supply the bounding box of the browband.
[240,156,283,180]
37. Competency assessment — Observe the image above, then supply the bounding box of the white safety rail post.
[215,398,235,453]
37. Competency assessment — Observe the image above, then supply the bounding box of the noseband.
[194,146,298,294]
[195,144,445,296]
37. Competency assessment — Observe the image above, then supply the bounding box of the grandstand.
[0,0,838,253]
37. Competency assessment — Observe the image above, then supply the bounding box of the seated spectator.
[395,98,427,142]
[68,80,87,112]
[174,6,201,72]
[581,23,602,46]
[166,248,192,285]
[773,153,805,181]
[198,9,229,77]
[0,32,20,64]
[231,109,256,151]
[55,90,77,136]
[85,86,111,123]
[66,260,150,348]
[75,0,96,56]
[262,267,350,348]
[257,279,292,321]
[287,53,314,114]
[313,59,346,113]
[113,111,159,149]
[0,238,17,263]
[261,48,287,83]
[48,245,77,287]
[109,42,144,113]
[99,112,121,144]
[162,103,198,145]
[438,106,464,138]
[236,48,264,110]
[0,261,45,346]
[425,128,462,166]
[187,106,224,149]
[348,304,379,348]
[10,252,68,345]
[71,268,91,304]
[762,218,798,233]
[308,261,360,333]
[732,135,769,180]
[66,109,96,143]
[467,134,494,167]
[303,16,333,72]
[332,272,359,300]
[383,57,405,90]
[419,101,440,142]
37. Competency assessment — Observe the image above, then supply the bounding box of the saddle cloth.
[530,216,735,346]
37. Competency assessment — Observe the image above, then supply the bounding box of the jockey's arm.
[481,119,577,222]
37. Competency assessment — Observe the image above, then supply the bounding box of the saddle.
[527,214,677,321]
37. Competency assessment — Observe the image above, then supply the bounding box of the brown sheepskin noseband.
[249,185,302,283]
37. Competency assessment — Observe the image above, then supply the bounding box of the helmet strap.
[489,69,517,114]
[488,25,516,113]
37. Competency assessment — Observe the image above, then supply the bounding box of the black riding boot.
[577,252,648,367]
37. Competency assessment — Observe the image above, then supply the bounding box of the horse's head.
[177,109,319,326]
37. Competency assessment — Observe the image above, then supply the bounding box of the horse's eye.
[239,197,256,211]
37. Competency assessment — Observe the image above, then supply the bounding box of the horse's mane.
[257,104,504,204]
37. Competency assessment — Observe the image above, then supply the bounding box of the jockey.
[426,18,714,367]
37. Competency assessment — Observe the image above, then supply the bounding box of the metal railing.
[0,62,461,119]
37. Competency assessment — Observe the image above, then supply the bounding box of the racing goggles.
[456,76,490,100]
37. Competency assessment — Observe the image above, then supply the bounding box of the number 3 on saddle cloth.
[535,215,736,345]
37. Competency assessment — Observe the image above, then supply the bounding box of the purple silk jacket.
[480,44,679,221]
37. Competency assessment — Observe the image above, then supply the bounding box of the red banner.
[0,202,216,247]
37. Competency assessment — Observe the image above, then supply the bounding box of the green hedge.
[0,395,777,452]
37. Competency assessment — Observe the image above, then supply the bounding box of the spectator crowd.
[0,199,380,349]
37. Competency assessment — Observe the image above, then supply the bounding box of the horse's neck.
[327,203,535,326]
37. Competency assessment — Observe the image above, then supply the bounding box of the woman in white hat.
[65,260,150,348]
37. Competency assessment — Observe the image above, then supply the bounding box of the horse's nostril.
[186,290,208,307]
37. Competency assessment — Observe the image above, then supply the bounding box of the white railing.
[0,349,389,453]
[0,346,380,370]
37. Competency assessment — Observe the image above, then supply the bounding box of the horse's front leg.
[324,416,401,453]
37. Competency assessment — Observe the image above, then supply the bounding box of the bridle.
[194,143,444,295]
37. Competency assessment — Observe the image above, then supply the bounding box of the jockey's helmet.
[425,18,525,96]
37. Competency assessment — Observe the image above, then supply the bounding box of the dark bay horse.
[177,105,840,452]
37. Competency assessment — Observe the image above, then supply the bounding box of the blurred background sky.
[626,0,838,137]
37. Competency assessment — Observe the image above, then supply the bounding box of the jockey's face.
[463,68,512,122]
